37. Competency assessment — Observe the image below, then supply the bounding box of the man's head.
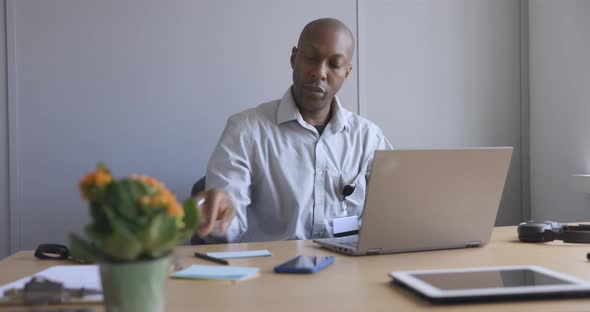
[290,18,354,118]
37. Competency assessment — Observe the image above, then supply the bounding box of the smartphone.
[274,255,334,274]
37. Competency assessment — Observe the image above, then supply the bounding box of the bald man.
[195,18,392,243]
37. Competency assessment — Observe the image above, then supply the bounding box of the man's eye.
[331,63,343,69]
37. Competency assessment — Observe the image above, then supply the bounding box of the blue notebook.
[206,250,272,259]
[171,265,259,281]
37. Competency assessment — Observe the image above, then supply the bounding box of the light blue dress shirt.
[206,87,392,243]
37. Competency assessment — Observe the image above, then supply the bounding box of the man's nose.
[310,62,328,81]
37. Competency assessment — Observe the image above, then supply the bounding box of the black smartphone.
[274,255,334,274]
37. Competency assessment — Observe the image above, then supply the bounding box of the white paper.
[333,215,360,235]
[0,265,102,302]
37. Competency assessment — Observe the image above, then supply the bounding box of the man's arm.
[197,114,252,242]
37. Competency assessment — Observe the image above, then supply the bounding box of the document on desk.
[0,265,102,302]
[171,264,259,281]
[206,249,272,259]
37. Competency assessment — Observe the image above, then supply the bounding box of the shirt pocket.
[325,169,367,220]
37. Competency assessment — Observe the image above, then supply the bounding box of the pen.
[194,252,229,265]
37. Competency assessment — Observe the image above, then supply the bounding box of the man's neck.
[300,104,332,126]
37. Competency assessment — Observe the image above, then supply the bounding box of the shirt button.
[318,170,324,175]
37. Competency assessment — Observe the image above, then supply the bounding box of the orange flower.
[129,174,184,218]
[168,202,183,217]
[78,167,113,200]
[94,169,112,187]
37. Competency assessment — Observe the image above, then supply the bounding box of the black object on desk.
[194,252,229,265]
[517,221,590,243]
[34,244,70,260]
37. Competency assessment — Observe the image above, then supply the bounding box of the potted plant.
[70,163,198,312]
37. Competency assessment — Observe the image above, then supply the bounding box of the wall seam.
[1,0,8,257]
[519,0,531,221]
[6,0,20,253]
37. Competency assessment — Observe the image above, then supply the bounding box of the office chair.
[190,176,206,245]
[191,176,206,197]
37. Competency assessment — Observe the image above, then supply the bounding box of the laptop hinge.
[466,241,482,248]
[366,248,382,255]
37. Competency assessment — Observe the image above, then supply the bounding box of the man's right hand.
[193,188,235,237]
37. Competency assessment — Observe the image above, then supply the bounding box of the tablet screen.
[410,268,573,290]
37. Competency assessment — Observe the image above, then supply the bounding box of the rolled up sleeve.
[206,114,252,242]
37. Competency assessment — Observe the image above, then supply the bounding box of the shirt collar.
[276,86,350,132]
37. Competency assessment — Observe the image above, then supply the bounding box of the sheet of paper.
[0,265,102,301]
[333,215,360,235]
[206,250,272,259]
[171,265,259,281]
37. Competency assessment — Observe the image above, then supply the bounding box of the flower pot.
[99,256,170,312]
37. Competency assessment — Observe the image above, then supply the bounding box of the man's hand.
[193,188,235,237]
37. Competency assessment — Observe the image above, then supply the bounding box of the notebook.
[171,265,259,281]
[206,250,271,259]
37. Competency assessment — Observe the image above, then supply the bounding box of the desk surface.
[2,226,590,312]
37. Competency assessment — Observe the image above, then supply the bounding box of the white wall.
[529,0,590,221]
[6,0,358,252]
[359,0,523,225]
[0,0,9,259]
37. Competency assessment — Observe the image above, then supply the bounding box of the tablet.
[390,265,590,303]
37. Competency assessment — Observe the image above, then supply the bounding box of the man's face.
[290,28,353,113]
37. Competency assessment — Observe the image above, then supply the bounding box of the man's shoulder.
[226,99,280,128]
[344,110,385,136]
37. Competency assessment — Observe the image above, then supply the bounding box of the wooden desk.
[2,226,590,312]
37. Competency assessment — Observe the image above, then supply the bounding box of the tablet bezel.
[390,265,590,302]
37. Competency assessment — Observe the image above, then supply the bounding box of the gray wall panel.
[9,0,357,250]
[529,0,590,221]
[0,0,9,259]
[359,0,523,225]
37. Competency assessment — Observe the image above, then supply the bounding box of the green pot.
[99,256,170,312]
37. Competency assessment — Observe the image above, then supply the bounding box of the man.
[196,18,392,242]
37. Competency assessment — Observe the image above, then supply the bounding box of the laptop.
[313,147,513,256]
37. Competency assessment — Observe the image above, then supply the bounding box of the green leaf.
[85,224,109,241]
[102,207,142,261]
[142,216,178,258]
[110,181,137,220]
[137,213,166,250]
[127,179,147,198]
[179,198,199,241]
[69,233,105,263]
[103,227,142,261]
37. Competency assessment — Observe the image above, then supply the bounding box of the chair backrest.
[191,176,206,197]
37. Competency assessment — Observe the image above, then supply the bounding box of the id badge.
[333,215,360,237]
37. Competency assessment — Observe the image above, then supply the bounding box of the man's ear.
[345,64,353,79]
[290,47,297,69]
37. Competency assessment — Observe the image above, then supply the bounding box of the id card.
[333,215,359,237]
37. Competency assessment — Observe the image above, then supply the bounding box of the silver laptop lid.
[356,147,513,255]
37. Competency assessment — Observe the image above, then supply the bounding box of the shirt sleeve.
[205,114,252,243]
